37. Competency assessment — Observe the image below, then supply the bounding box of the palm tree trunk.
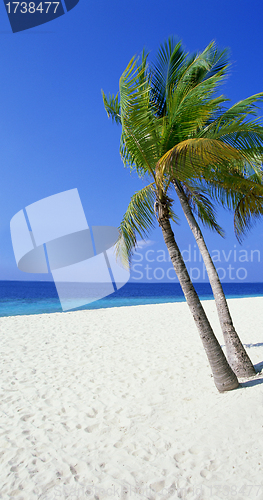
[173,180,256,378]
[156,196,239,392]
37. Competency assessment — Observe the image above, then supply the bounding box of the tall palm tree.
[171,166,263,378]
[173,178,256,378]
[103,39,263,379]
[102,50,239,392]
[150,40,263,378]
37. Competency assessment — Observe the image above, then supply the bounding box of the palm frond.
[175,41,228,104]
[160,42,230,153]
[116,183,156,264]
[202,93,263,144]
[198,165,263,244]
[201,43,230,81]
[182,182,225,236]
[208,123,263,157]
[157,137,245,184]
[119,56,161,177]
[218,93,263,121]
[101,90,121,125]
[151,37,187,116]
[234,189,263,242]
[163,93,228,151]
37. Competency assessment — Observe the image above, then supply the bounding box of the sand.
[0,297,263,500]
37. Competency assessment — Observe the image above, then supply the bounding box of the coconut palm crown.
[103,39,263,250]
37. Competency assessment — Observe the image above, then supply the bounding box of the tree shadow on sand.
[239,377,263,388]
[254,361,263,372]
[243,343,263,348]
[238,361,263,388]
[219,344,263,388]
[220,344,263,387]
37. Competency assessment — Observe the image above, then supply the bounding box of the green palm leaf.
[101,90,121,125]
[157,137,245,183]
[179,181,225,236]
[119,57,161,177]
[151,37,187,116]
[234,190,263,242]
[116,183,156,264]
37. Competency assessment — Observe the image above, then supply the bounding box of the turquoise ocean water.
[1,281,263,317]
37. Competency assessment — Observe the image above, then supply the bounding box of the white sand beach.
[1,297,263,500]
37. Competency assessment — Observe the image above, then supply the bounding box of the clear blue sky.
[0,0,263,282]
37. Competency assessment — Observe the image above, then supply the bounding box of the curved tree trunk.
[173,180,256,378]
[156,196,239,392]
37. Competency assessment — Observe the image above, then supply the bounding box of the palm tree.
[173,178,256,378]
[150,40,263,378]
[102,49,239,392]
[103,38,263,379]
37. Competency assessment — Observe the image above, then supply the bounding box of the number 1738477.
[5,2,60,13]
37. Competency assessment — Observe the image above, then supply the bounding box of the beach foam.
[1,297,263,499]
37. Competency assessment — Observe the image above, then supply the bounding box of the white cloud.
[136,240,155,249]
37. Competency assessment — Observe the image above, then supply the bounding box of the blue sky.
[0,0,263,282]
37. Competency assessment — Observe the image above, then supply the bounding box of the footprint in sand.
[174,451,187,463]
[20,414,33,422]
[150,480,165,493]
[188,445,202,455]
[200,468,211,479]
[114,440,123,448]
[84,423,99,433]
[86,408,98,418]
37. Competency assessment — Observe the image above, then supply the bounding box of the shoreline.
[2,292,263,320]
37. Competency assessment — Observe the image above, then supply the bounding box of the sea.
[1,281,263,318]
